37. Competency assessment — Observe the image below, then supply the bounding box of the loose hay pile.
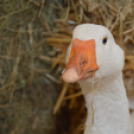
[0,0,134,134]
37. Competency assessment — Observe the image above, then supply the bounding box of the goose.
[62,24,134,134]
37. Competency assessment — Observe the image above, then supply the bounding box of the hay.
[0,0,59,133]
[0,0,134,134]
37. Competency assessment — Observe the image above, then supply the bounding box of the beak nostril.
[82,59,88,65]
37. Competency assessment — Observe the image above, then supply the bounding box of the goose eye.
[102,37,107,45]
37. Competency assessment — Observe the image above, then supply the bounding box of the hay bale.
[0,0,59,133]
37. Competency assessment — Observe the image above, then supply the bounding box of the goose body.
[62,24,134,134]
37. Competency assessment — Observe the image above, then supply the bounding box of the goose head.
[62,24,124,84]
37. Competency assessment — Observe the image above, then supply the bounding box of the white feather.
[65,24,133,134]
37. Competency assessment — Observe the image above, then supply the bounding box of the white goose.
[62,24,134,134]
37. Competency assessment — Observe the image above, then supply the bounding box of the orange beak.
[62,38,99,83]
